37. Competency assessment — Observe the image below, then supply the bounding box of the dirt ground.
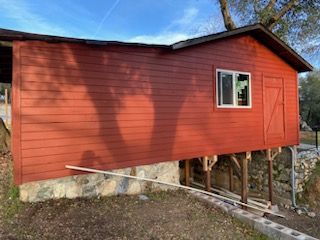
[0,191,270,240]
[0,153,318,240]
[267,206,320,239]
[0,153,267,240]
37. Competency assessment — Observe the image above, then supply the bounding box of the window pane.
[236,73,249,106]
[221,72,233,105]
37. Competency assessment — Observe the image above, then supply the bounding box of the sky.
[0,0,318,68]
[0,0,223,43]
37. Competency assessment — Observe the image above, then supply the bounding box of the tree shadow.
[18,34,273,182]
[19,41,208,181]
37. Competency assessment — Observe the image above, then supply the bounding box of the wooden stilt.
[206,169,211,192]
[266,149,273,204]
[265,147,282,206]
[185,159,190,186]
[200,155,217,192]
[229,164,234,192]
[241,154,248,206]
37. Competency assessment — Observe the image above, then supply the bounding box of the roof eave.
[172,24,313,73]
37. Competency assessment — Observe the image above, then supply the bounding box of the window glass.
[236,73,249,106]
[220,72,233,105]
[217,70,251,108]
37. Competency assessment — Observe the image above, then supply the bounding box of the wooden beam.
[185,159,190,186]
[205,168,211,192]
[230,154,241,170]
[203,156,208,171]
[229,164,234,192]
[246,151,252,161]
[208,155,218,169]
[266,149,273,204]
[241,152,250,207]
[265,147,282,205]
[200,155,218,192]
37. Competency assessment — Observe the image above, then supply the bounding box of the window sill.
[214,106,253,112]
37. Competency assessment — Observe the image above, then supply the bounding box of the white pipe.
[65,165,285,218]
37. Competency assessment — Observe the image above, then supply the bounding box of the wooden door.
[263,76,285,144]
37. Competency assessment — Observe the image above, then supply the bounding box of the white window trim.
[216,69,252,109]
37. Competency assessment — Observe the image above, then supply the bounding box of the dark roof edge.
[0,24,313,72]
[0,28,170,48]
[257,25,313,72]
[171,24,260,49]
[172,23,313,72]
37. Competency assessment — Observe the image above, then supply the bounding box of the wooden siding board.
[12,42,22,184]
[14,35,299,184]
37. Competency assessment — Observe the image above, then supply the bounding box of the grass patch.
[0,154,24,221]
[300,131,319,145]
[145,190,171,201]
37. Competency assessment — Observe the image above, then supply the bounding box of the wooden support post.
[241,154,248,206]
[205,168,211,192]
[200,155,217,192]
[266,149,273,204]
[229,164,234,192]
[185,159,190,186]
[203,156,208,171]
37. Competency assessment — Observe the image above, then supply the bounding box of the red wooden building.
[0,24,312,189]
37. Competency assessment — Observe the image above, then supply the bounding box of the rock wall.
[198,148,320,204]
[249,149,320,202]
[19,161,180,202]
[295,150,320,200]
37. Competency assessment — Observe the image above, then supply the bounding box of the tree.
[217,0,320,54]
[300,70,320,127]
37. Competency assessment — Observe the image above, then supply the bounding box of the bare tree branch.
[219,0,236,30]
[266,0,298,29]
[264,0,277,11]
[253,0,261,15]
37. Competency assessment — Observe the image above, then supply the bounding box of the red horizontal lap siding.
[13,35,299,184]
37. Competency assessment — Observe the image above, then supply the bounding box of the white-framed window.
[216,69,252,108]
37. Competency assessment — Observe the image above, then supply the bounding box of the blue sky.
[0,0,222,43]
[0,0,318,67]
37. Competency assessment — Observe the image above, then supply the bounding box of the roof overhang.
[172,24,313,73]
[0,24,313,73]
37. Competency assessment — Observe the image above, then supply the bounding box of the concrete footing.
[191,191,317,240]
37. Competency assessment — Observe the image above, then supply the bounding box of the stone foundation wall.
[20,161,180,202]
[295,150,320,199]
[249,149,320,202]
[186,148,320,204]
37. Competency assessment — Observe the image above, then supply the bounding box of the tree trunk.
[265,0,298,29]
[219,0,236,30]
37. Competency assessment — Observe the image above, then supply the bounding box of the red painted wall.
[12,35,299,184]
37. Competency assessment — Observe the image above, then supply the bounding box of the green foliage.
[300,70,320,127]
[3,195,23,220]
[145,190,169,201]
[0,155,23,220]
[223,0,320,55]
[8,185,20,200]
